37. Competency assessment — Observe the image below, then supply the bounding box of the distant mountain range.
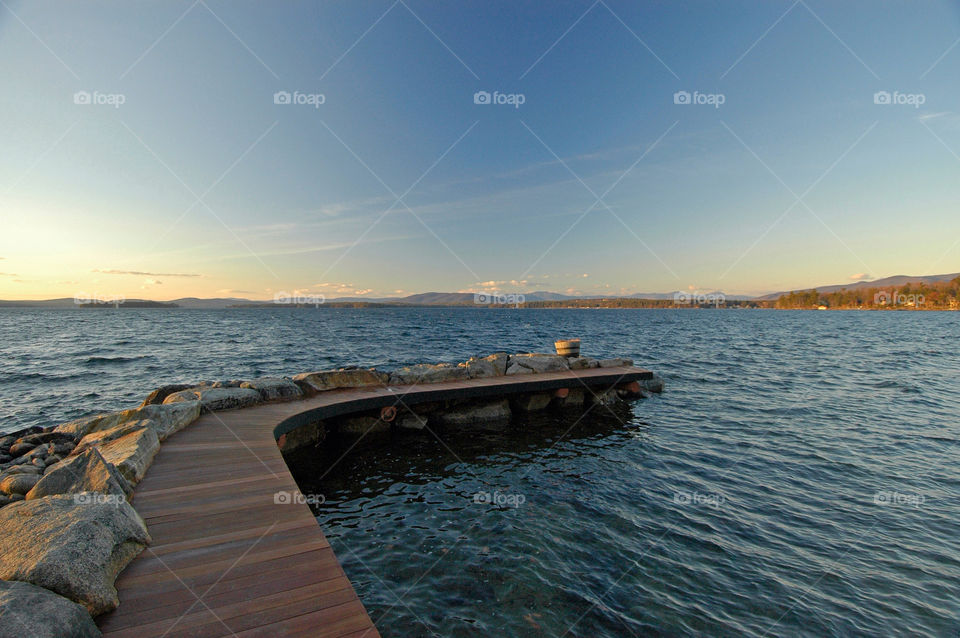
[1,272,956,308]
[753,272,960,300]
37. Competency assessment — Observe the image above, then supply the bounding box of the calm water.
[1,308,959,636]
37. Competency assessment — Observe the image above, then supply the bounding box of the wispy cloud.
[0,272,18,277]
[94,269,201,277]
[849,272,869,280]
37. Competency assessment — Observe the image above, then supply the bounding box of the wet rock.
[27,448,131,501]
[396,412,429,430]
[388,363,469,385]
[0,473,41,496]
[510,393,553,413]
[441,400,511,426]
[459,353,508,379]
[7,441,36,457]
[96,427,160,485]
[508,354,570,374]
[292,368,388,392]
[0,426,43,449]
[277,422,324,454]
[0,494,150,615]
[163,387,260,413]
[240,377,303,401]
[588,388,623,407]
[0,580,101,638]
[642,376,665,393]
[557,388,586,408]
[139,383,194,407]
[337,415,390,435]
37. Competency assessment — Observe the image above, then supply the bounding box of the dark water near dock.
[1,308,959,636]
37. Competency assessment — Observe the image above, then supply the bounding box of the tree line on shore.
[774,276,960,309]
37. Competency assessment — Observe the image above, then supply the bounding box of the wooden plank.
[101,366,647,637]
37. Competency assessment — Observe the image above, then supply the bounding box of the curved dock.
[96,365,652,637]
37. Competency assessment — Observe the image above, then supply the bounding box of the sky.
[1,0,959,300]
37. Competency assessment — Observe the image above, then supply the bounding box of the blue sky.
[1,0,959,299]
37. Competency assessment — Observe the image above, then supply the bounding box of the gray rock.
[1,464,43,475]
[27,449,131,501]
[164,387,261,412]
[139,383,194,407]
[0,580,101,638]
[598,357,634,368]
[147,402,201,442]
[505,362,534,376]
[0,473,41,496]
[292,368,388,392]
[441,400,511,426]
[73,422,143,456]
[209,379,244,389]
[55,401,200,443]
[240,377,303,401]
[389,363,470,385]
[95,427,160,485]
[73,403,200,452]
[0,494,150,616]
[459,353,508,379]
[509,353,570,374]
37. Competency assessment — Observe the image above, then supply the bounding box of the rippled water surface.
[2,308,959,636]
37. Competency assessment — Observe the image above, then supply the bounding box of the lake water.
[1,308,958,636]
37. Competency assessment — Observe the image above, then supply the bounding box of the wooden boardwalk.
[97,366,651,637]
